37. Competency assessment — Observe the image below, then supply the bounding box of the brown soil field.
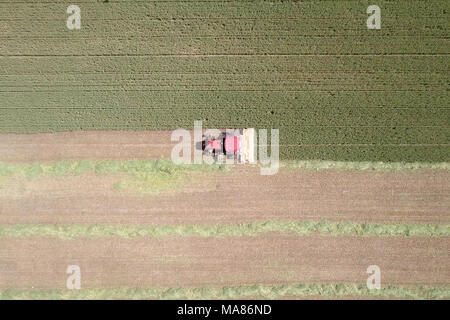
[0,131,449,225]
[0,166,448,225]
[0,131,174,162]
[0,131,449,298]
[1,235,448,290]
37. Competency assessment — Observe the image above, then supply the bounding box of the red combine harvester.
[201,128,256,164]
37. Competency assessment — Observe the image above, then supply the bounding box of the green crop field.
[1,0,449,161]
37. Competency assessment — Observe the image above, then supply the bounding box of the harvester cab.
[202,128,256,164]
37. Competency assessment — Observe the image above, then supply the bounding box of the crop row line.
[2,71,449,75]
[1,89,447,93]
[3,35,449,39]
[2,84,446,88]
[2,54,450,57]
[1,17,447,21]
[0,143,449,146]
[3,106,448,109]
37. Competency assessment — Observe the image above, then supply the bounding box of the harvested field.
[0,163,449,225]
[1,236,449,290]
[0,131,174,162]
[0,131,449,299]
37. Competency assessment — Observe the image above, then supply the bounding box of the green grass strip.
[0,221,448,240]
[0,159,230,178]
[0,159,231,192]
[0,160,447,182]
[282,160,450,171]
[1,283,449,300]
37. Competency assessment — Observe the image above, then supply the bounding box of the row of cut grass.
[0,159,230,193]
[0,159,447,192]
[281,160,450,171]
[0,221,448,240]
[1,283,449,300]
[0,159,448,181]
[0,159,230,178]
